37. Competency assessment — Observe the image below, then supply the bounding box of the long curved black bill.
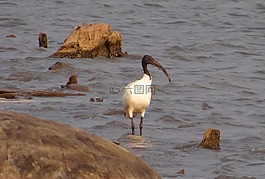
[149,59,172,82]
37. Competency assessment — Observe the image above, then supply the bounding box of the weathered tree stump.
[39,32,48,48]
[67,74,77,85]
[61,74,90,92]
[51,23,125,58]
[61,74,78,89]
[199,128,221,150]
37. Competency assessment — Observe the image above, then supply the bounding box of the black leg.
[139,117,144,136]
[130,118,135,135]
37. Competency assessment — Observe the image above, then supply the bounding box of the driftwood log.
[0,89,85,99]
[199,128,221,150]
[6,34,16,38]
[27,91,85,97]
[0,93,16,99]
[51,23,125,58]
[0,90,19,99]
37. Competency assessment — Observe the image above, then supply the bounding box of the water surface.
[1,0,265,178]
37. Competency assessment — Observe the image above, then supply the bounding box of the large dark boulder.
[51,23,125,59]
[0,110,161,179]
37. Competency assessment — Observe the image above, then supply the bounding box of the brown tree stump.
[61,74,90,92]
[39,32,48,48]
[199,128,221,150]
[61,74,78,88]
[51,23,125,58]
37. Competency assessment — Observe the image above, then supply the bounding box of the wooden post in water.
[199,128,221,150]
[39,32,48,48]
[61,74,78,89]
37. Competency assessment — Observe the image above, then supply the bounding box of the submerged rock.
[51,23,125,58]
[0,110,161,179]
[48,61,68,70]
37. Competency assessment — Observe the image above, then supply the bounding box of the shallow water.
[1,0,265,178]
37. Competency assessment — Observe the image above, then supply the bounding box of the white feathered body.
[122,74,153,119]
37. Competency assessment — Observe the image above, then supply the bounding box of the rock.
[199,128,221,150]
[48,61,68,70]
[39,32,48,48]
[0,110,161,179]
[51,23,125,58]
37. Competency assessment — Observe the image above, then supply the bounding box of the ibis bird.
[122,55,171,136]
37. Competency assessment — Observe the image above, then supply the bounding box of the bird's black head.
[142,55,171,82]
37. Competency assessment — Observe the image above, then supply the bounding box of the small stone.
[95,97,103,102]
[90,97,103,102]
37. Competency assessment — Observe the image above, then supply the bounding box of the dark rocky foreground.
[0,110,161,179]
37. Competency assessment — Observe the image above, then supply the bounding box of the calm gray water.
[1,0,265,178]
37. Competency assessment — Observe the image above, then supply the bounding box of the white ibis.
[122,55,171,135]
